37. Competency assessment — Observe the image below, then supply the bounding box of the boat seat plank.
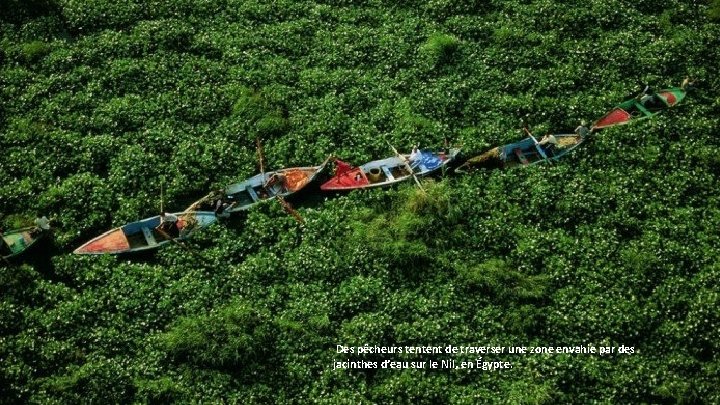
[246,185,260,202]
[381,166,395,181]
[142,227,157,246]
[514,148,530,165]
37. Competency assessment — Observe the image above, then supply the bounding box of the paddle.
[277,195,304,225]
[386,141,425,192]
[159,175,166,215]
[524,127,551,164]
[256,137,267,186]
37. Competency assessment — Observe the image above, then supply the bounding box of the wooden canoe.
[73,211,217,255]
[1,226,46,260]
[320,148,460,191]
[592,87,686,130]
[456,134,584,171]
[188,161,329,214]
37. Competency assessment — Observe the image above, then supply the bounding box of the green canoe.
[592,87,686,130]
[1,227,46,260]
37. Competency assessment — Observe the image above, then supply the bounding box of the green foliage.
[232,87,290,142]
[162,300,274,369]
[420,33,461,66]
[36,356,135,403]
[20,40,51,64]
[710,0,720,21]
[2,0,720,403]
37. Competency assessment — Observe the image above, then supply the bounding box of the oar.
[386,141,425,191]
[635,83,651,100]
[256,138,267,185]
[159,175,166,214]
[185,191,213,213]
[277,195,304,225]
[524,128,551,164]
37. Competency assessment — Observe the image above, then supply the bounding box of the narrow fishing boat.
[1,227,47,260]
[592,86,686,130]
[189,159,329,214]
[455,133,584,171]
[320,148,460,191]
[73,211,217,254]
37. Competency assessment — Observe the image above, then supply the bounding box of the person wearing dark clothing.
[157,211,180,238]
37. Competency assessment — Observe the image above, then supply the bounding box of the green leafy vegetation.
[711,0,720,20]
[2,0,720,402]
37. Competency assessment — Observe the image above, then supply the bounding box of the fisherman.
[407,145,422,169]
[34,215,51,231]
[538,134,558,146]
[681,77,695,90]
[213,195,228,216]
[157,211,180,238]
[575,120,590,138]
[409,145,421,162]
[211,190,233,218]
[637,82,664,108]
[640,93,658,108]
[266,172,286,191]
[29,215,51,236]
[538,134,559,156]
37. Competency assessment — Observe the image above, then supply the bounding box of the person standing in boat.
[409,146,421,162]
[214,195,235,218]
[575,120,591,137]
[681,77,695,91]
[34,215,51,231]
[31,215,51,236]
[637,83,665,109]
[640,93,659,108]
[157,211,180,238]
[407,145,422,170]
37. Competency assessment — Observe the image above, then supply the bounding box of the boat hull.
[224,165,325,213]
[320,149,460,191]
[187,164,327,214]
[457,134,584,171]
[592,87,686,130]
[74,211,217,255]
[2,226,46,260]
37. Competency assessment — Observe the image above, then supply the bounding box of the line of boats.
[72,147,462,255]
[1,84,688,259]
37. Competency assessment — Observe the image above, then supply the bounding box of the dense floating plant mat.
[1,0,720,402]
